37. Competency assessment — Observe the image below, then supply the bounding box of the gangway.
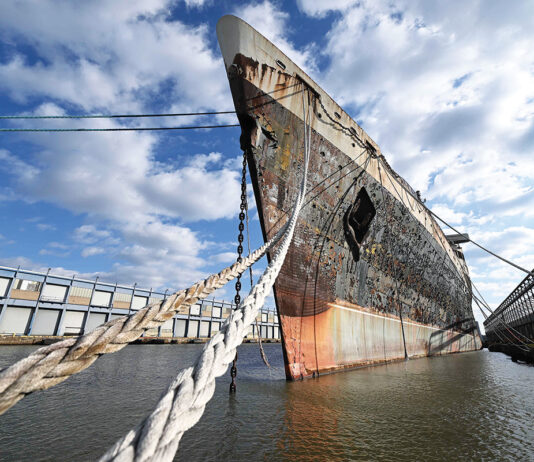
[484,270,534,363]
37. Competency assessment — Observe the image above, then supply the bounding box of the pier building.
[0,266,280,341]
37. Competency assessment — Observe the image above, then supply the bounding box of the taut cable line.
[375,154,532,347]
[0,86,302,130]
[0,124,240,132]
[473,295,532,350]
[0,227,289,415]
[0,86,314,462]
[0,110,236,119]
[471,279,534,346]
[99,89,313,462]
[0,83,303,121]
[368,154,532,277]
[426,209,534,277]
[471,297,526,349]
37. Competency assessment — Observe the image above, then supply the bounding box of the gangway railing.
[483,270,534,345]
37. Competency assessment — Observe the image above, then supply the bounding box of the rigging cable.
[472,296,523,348]
[426,209,533,277]
[0,124,240,132]
[0,110,236,119]
[376,154,410,359]
[0,82,302,121]
[316,96,530,350]
[472,295,531,350]
[377,154,533,347]
[367,153,532,277]
[316,97,366,149]
[472,280,534,345]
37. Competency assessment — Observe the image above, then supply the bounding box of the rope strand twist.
[0,225,290,415]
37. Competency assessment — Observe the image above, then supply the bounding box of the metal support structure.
[106,283,118,322]
[55,274,76,335]
[128,283,137,316]
[0,266,19,327]
[0,265,281,341]
[81,276,99,335]
[484,269,534,362]
[26,268,50,335]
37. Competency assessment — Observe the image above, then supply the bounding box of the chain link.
[230,152,248,393]
[234,154,248,306]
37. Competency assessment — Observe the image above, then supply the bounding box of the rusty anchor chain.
[230,151,248,393]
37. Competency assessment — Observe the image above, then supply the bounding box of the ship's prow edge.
[217,15,275,74]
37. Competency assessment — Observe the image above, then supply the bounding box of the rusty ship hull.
[217,15,482,380]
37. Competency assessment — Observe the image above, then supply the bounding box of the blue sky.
[0,0,533,329]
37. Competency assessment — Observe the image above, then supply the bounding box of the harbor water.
[0,345,533,461]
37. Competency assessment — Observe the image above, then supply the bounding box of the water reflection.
[0,345,532,461]
[275,352,534,461]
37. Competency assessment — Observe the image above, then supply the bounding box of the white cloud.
[36,223,56,231]
[39,241,71,257]
[238,1,317,71]
[467,227,534,263]
[0,1,245,291]
[0,149,38,182]
[314,0,534,212]
[432,203,493,229]
[297,0,358,18]
[141,153,241,222]
[48,242,70,250]
[74,225,113,245]
[0,0,231,113]
[81,246,106,258]
[183,0,211,7]
[213,252,237,263]
[0,256,81,277]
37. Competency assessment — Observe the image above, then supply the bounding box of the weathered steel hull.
[217,15,482,380]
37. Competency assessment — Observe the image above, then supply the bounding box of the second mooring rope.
[99,90,313,462]
[0,225,291,415]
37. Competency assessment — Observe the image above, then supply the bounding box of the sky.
[0,0,533,330]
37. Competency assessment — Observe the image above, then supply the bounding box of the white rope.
[99,89,313,462]
[0,227,290,415]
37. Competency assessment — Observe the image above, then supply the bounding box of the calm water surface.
[0,345,532,461]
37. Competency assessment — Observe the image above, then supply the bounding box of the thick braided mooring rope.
[0,225,291,415]
[99,93,313,462]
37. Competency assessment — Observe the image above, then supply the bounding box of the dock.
[0,266,281,343]
[484,269,534,363]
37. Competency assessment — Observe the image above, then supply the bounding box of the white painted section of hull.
[330,303,481,367]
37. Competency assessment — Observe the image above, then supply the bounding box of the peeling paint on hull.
[217,15,482,380]
[281,302,481,378]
